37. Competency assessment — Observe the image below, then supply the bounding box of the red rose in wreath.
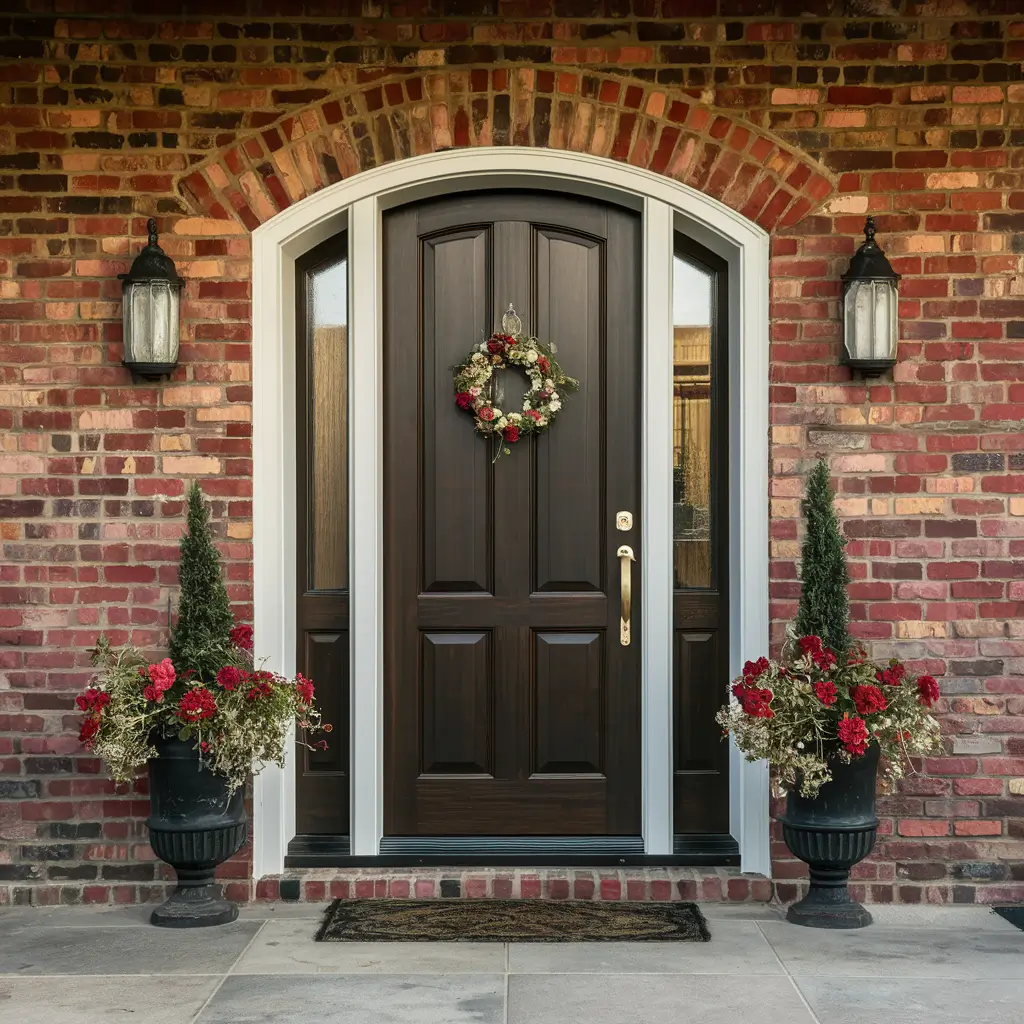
[503,425,519,443]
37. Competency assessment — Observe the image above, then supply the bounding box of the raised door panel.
[533,631,604,776]
[295,630,349,834]
[533,228,604,594]
[421,631,492,776]
[421,228,492,595]
[674,628,728,833]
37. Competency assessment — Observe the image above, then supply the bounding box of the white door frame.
[251,148,771,880]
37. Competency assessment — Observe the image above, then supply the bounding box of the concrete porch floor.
[0,903,1022,1023]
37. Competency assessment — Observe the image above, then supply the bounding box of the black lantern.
[118,218,184,378]
[841,216,900,376]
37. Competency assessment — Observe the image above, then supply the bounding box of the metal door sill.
[284,833,739,868]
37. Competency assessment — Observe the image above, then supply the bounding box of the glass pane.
[673,253,713,589]
[308,252,348,591]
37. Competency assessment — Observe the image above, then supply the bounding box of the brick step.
[252,867,773,903]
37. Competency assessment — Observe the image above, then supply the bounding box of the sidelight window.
[672,246,717,590]
[303,242,349,593]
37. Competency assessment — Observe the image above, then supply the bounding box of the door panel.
[534,631,604,775]
[384,192,641,838]
[421,632,492,776]
[422,228,493,595]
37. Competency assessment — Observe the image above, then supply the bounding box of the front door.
[383,191,642,839]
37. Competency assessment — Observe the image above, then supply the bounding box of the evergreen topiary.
[794,457,852,659]
[168,481,235,682]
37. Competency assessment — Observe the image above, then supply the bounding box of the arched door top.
[179,68,835,235]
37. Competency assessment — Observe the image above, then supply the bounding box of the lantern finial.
[147,217,158,247]
[863,216,876,246]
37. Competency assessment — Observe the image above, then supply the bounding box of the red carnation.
[246,671,275,701]
[850,684,888,716]
[456,391,473,411]
[537,356,550,373]
[876,662,907,688]
[742,656,770,681]
[478,406,495,422]
[916,675,940,707]
[79,714,101,749]
[525,409,542,422]
[487,337,505,355]
[503,425,520,443]
[230,624,254,652]
[799,636,837,670]
[814,680,838,706]
[296,674,315,707]
[177,688,217,723]
[799,636,823,656]
[147,658,176,695]
[731,681,774,719]
[837,714,869,757]
[216,666,244,692]
[76,687,109,713]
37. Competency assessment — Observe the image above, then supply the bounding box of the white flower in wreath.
[471,353,485,364]
[549,397,561,411]
[509,412,522,423]
[469,386,482,397]
[526,349,538,363]
[479,342,489,353]
[544,378,554,389]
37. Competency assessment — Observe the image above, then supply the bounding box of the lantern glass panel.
[123,280,180,367]
[844,278,897,364]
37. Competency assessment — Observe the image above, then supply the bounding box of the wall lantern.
[841,216,900,376]
[118,218,184,379]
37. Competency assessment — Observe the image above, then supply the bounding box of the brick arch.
[178,68,835,232]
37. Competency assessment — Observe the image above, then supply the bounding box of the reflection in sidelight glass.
[307,253,348,591]
[672,253,713,589]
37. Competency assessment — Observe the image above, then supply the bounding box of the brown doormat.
[315,899,710,942]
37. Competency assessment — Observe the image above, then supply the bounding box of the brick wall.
[1,1,1023,907]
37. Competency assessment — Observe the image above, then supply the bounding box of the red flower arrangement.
[717,635,942,798]
[76,624,328,792]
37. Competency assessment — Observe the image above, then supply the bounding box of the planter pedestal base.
[786,866,872,930]
[151,871,238,928]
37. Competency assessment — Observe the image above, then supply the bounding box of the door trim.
[251,148,770,879]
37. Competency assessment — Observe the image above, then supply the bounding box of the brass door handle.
[617,544,634,646]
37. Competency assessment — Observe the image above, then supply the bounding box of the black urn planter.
[147,733,248,928]
[776,742,879,929]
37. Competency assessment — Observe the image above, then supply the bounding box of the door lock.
[615,510,633,531]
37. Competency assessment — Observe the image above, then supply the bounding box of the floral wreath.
[453,304,578,459]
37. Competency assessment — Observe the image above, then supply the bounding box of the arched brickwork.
[177,68,836,231]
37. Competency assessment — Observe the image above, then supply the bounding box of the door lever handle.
[617,544,634,646]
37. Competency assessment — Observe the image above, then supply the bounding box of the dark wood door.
[383,192,641,837]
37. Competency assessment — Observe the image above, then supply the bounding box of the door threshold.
[285,834,739,868]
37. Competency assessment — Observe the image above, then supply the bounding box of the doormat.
[315,899,711,942]
[994,906,1024,932]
